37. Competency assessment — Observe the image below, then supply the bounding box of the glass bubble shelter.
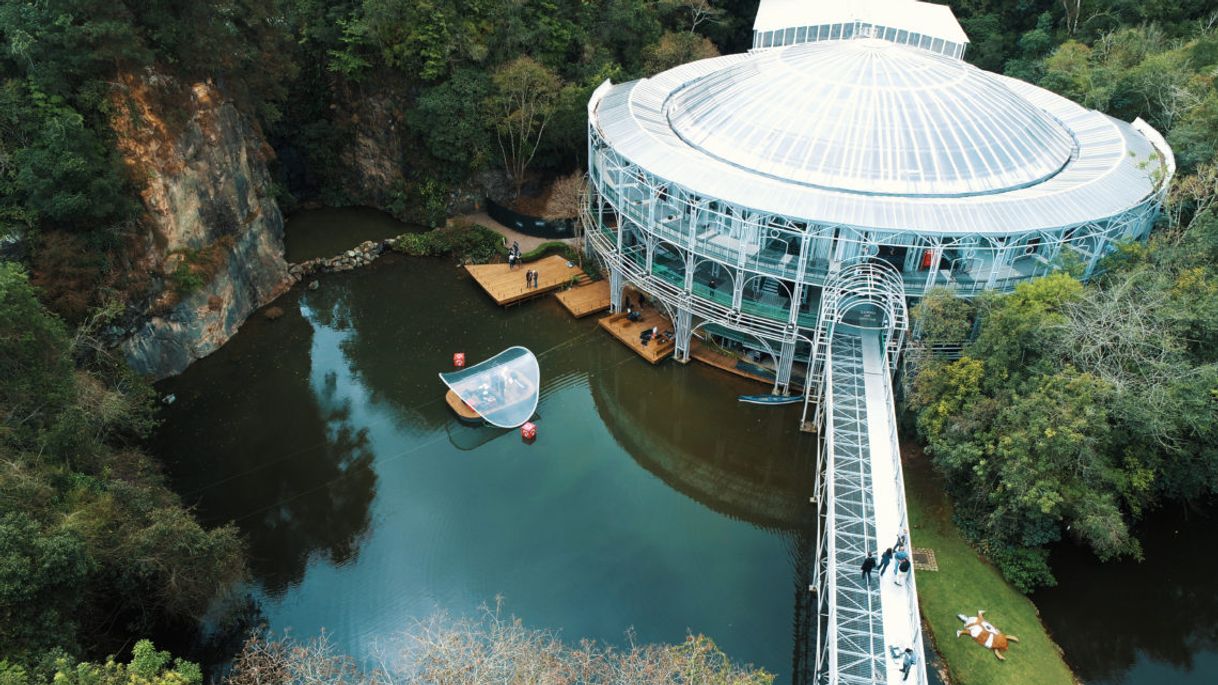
[439,346,540,428]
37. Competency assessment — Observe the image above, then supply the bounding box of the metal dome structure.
[666,39,1076,197]
[581,2,1173,397]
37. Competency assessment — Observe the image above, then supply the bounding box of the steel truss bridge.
[808,261,926,685]
[580,198,930,682]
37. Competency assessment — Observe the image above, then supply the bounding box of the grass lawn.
[903,442,1076,685]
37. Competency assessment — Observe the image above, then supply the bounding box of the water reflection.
[156,255,817,681]
[1034,504,1218,684]
[154,295,377,594]
[589,357,816,531]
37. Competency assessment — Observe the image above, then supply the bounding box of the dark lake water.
[1033,503,1218,684]
[153,208,1217,684]
[153,253,819,681]
[283,206,423,262]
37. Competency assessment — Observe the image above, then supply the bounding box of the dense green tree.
[0,513,91,662]
[410,68,494,178]
[1,268,245,666]
[0,640,201,685]
[0,262,74,444]
[911,287,975,345]
[642,30,721,75]
[490,56,563,198]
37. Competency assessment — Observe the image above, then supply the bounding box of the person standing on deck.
[525,269,533,289]
[861,552,877,584]
[878,547,894,576]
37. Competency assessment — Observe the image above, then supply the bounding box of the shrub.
[518,241,578,264]
[169,261,205,295]
[390,223,504,263]
[227,602,772,685]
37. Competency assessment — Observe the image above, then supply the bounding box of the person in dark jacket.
[861,551,877,584]
[878,547,894,576]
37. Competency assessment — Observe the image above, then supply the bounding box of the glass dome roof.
[665,39,1077,197]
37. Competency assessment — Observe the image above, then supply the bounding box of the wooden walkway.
[598,308,675,364]
[465,255,583,306]
[689,338,775,387]
[555,280,610,318]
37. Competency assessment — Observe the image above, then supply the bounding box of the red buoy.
[453,352,465,368]
[521,422,537,441]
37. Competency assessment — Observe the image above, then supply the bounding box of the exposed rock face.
[327,81,510,217]
[336,88,408,209]
[112,76,290,379]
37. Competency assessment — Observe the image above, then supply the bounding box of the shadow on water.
[154,253,821,682]
[1033,502,1218,684]
[283,207,426,263]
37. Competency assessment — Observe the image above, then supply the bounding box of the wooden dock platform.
[555,280,610,318]
[465,255,584,306]
[690,338,781,388]
[598,308,675,364]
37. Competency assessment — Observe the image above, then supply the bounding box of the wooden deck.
[445,389,482,423]
[465,255,584,306]
[689,339,775,386]
[598,307,675,364]
[554,280,610,318]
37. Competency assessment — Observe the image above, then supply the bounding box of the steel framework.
[581,21,1172,684]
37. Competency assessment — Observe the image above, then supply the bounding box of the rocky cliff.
[111,76,290,379]
[325,81,509,218]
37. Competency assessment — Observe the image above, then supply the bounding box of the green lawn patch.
[903,444,1075,685]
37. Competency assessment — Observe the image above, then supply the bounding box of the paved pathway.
[455,211,576,253]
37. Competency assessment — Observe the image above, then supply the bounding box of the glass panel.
[439,347,540,428]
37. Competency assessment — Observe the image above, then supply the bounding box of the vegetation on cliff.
[0,264,245,670]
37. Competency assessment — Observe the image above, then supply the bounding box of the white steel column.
[609,265,624,312]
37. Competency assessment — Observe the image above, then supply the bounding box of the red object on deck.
[921,249,934,270]
[521,422,537,441]
[453,352,465,368]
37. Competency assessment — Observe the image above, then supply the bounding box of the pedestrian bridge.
[808,261,926,684]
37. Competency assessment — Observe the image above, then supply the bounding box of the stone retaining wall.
[284,237,400,283]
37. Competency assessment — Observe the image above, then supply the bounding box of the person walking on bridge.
[900,647,918,681]
[860,551,877,584]
[893,546,910,583]
[895,557,912,586]
[878,547,894,576]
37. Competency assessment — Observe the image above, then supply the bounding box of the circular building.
[582,21,1173,395]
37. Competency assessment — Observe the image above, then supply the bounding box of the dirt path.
[455,212,575,253]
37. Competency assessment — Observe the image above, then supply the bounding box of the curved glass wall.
[587,124,1162,306]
